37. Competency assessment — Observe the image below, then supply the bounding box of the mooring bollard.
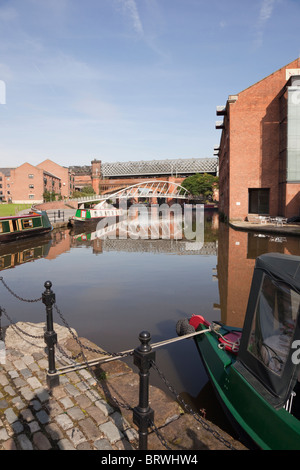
[42,281,57,378]
[133,331,155,451]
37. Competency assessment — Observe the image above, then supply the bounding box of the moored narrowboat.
[71,206,124,224]
[180,253,300,450]
[0,211,53,243]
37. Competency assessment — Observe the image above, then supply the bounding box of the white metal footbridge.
[70,181,190,207]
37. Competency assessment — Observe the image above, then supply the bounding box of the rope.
[49,327,212,376]
[209,322,241,353]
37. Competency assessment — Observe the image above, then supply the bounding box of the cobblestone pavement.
[0,347,138,450]
[0,320,247,452]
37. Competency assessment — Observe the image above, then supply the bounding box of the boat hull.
[0,211,52,243]
[192,321,300,450]
[0,226,52,242]
[71,208,124,224]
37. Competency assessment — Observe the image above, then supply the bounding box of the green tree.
[71,185,96,198]
[81,185,95,194]
[181,173,219,198]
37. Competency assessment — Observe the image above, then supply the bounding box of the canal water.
[1,207,300,433]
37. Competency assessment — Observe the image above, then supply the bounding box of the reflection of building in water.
[217,224,255,328]
[71,208,217,255]
[45,229,72,260]
[217,223,300,328]
[0,237,52,271]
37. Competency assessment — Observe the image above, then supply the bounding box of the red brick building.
[0,160,75,204]
[71,157,218,194]
[216,58,300,222]
[37,159,75,198]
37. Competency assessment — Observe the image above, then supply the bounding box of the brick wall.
[37,159,74,198]
[10,162,44,204]
[218,58,300,221]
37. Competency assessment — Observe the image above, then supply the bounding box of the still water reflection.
[1,209,300,430]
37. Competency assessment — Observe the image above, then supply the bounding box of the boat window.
[247,274,299,376]
[12,219,18,231]
[23,219,33,229]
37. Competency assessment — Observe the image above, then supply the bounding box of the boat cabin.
[0,211,52,242]
[236,253,300,416]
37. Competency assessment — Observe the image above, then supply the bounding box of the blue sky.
[0,0,300,168]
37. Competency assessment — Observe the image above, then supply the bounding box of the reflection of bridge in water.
[73,211,218,255]
[99,238,218,256]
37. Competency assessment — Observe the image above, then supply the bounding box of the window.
[287,86,300,182]
[28,174,34,179]
[29,184,34,189]
[23,219,33,229]
[247,274,299,376]
[29,195,34,199]
[248,188,270,214]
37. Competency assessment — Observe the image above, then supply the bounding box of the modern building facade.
[216,58,300,221]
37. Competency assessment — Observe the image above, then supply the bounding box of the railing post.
[133,331,155,451]
[42,281,57,378]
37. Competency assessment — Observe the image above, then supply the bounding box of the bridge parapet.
[67,181,191,207]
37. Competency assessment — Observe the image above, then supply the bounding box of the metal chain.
[149,420,172,450]
[0,277,42,303]
[150,360,237,450]
[56,342,84,361]
[0,276,237,450]
[1,307,44,339]
[57,337,133,411]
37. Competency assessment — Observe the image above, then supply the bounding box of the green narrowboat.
[71,206,124,224]
[0,211,53,243]
[183,253,300,450]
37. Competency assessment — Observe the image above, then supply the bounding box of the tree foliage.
[181,173,219,198]
[72,185,95,198]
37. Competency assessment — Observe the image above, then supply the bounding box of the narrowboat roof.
[0,212,42,221]
[255,252,300,293]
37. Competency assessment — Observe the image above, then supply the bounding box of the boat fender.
[189,315,211,330]
[176,318,195,336]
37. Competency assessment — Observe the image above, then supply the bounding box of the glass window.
[247,274,299,376]
[287,86,300,182]
[249,189,270,214]
[29,195,34,199]
[28,174,34,178]
[23,219,33,229]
